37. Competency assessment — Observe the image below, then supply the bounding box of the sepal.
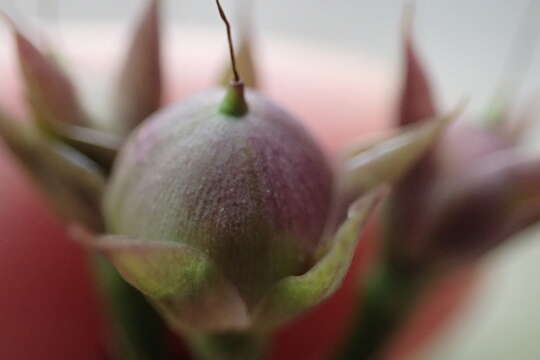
[253,190,381,330]
[53,124,121,172]
[0,111,105,229]
[112,0,162,135]
[30,142,105,230]
[341,108,460,200]
[10,20,89,129]
[398,4,437,126]
[84,233,250,333]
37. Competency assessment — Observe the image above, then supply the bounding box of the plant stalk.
[335,260,422,360]
[94,256,172,360]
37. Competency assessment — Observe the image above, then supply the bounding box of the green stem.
[335,261,421,360]
[94,256,171,360]
[187,331,267,360]
[219,82,249,117]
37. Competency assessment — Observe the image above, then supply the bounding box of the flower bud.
[103,87,335,331]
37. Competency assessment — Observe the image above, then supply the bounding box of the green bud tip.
[220,80,249,117]
[216,0,249,117]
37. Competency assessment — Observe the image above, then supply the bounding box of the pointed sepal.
[341,107,460,200]
[81,233,250,333]
[113,0,162,135]
[253,191,381,330]
[0,106,104,229]
[30,142,105,230]
[54,124,121,172]
[398,5,437,126]
[10,21,89,129]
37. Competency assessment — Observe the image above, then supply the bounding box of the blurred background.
[1,0,539,113]
[1,1,540,359]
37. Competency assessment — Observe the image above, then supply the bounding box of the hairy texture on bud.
[104,88,334,309]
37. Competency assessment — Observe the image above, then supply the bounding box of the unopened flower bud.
[102,87,335,331]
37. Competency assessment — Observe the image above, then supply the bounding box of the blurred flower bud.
[412,151,540,267]
[101,87,339,332]
[93,71,442,334]
[382,10,540,270]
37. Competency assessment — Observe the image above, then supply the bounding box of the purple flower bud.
[104,88,334,310]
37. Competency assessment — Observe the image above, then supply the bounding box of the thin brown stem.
[216,0,240,83]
